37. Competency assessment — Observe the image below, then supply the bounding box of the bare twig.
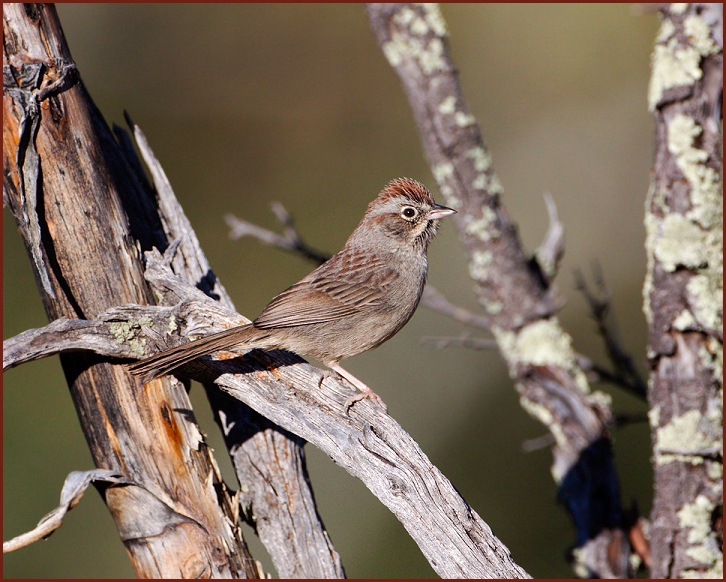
[421,333,496,351]
[421,286,491,329]
[534,192,565,283]
[226,207,330,265]
[574,264,647,399]
[4,470,130,553]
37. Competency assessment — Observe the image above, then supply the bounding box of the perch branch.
[3,249,530,579]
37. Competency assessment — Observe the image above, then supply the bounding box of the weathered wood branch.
[3,249,531,579]
[3,3,258,577]
[366,3,629,577]
[644,3,723,578]
[3,470,130,554]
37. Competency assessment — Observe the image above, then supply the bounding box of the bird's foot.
[327,362,387,414]
[344,387,387,414]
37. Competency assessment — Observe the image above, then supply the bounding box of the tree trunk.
[644,3,723,578]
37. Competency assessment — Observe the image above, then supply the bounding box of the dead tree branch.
[366,3,629,577]
[574,265,647,398]
[4,470,131,554]
[122,115,344,579]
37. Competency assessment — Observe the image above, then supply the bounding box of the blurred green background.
[4,4,659,578]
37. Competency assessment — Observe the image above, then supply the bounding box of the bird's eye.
[401,206,417,220]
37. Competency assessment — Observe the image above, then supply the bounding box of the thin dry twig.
[3,470,130,553]
[534,192,565,283]
[574,264,647,399]
[421,333,496,351]
[226,206,330,265]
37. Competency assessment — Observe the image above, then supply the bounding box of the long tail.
[127,323,261,383]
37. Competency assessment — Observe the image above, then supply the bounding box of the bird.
[128,178,455,412]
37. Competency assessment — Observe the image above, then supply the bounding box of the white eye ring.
[401,206,418,220]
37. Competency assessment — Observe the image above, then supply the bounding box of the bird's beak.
[427,204,457,220]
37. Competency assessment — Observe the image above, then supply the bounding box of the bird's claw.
[344,389,387,415]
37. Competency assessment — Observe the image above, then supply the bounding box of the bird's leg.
[327,362,387,413]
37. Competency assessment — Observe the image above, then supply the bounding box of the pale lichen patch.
[665,115,723,336]
[418,38,446,75]
[488,174,504,195]
[382,41,404,67]
[673,309,697,331]
[668,115,722,230]
[472,174,487,191]
[648,38,703,110]
[468,250,493,281]
[648,404,661,428]
[655,409,722,465]
[656,19,676,43]
[588,390,613,410]
[707,461,722,481]
[652,213,710,271]
[463,206,497,241]
[677,495,723,575]
[678,495,714,542]
[432,161,455,197]
[684,14,719,56]
[492,318,592,394]
[109,317,153,356]
[438,95,456,115]
[700,337,722,382]
[454,111,476,127]
[649,9,720,111]
[687,274,723,332]
[466,146,492,173]
[494,320,586,389]
[384,7,448,75]
[420,3,447,37]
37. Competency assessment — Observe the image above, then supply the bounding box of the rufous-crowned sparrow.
[128,178,455,411]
